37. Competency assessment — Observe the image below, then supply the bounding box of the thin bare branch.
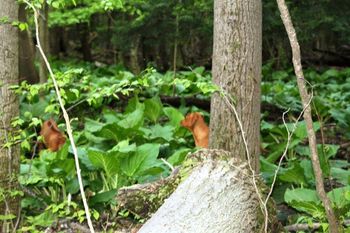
[276,0,339,232]
[23,1,95,232]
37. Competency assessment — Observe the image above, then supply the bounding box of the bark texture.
[38,2,49,83]
[210,0,262,171]
[19,4,39,84]
[138,150,260,233]
[0,0,20,230]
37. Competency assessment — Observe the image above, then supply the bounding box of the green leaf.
[289,121,320,139]
[0,214,16,220]
[164,107,184,129]
[88,149,120,178]
[167,148,191,166]
[279,162,306,184]
[284,188,324,218]
[118,104,144,129]
[51,1,60,8]
[330,167,350,185]
[144,96,163,123]
[125,96,141,113]
[85,118,105,132]
[121,143,160,177]
[84,131,106,144]
[18,23,27,31]
[110,140,136,153]
[327,186,350,208]
[147,124,174,141]
[299,159,314,183]
[102,108,120,124]
[266,139,300,163]
[99,123,121,142]
[90,189,117,205]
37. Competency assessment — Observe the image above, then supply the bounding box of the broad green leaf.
[110,140,136,153]
[330,167,350,185]
[74,147,95,170]
[66,178,79,194]
[88,149,120,178]
[85,118,105,132]
[260,157,278,183]
[121,143,160,177]
[295,145,331,176]
[327,186,350,208]
[285,188,320,204]
[288,121,320,139]
[144,96,163,123]
[99,123,121,142]
[322,144,339,159]
[147,124,174,141]
[84,131,106,144]
[299,159,314,183]
[56,143,69,160]
[284,188,324,218]
[167,148,191,166]
[124,96,141,113]
[118,105,144,129]
[279,162,306,184]
[102,108,120,124]
[26,211,55,227]
[164,107,184,129]
[266,139,300,163]
[90,190,117,205]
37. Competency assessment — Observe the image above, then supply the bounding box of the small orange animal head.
[181,112,209,148]
[40,119,66,152]
[180,112,203,130]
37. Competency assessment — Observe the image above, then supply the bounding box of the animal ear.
[47,120,53,128]
[181,113,193,127]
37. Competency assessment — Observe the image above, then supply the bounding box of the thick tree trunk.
[19,4,39,84]
[138,150,262,233]
[0,0,20,231]
[50,27,67,58]
[79,23,93,62]
[38,2,49,83]
[209,0,262,171]
[129,35,142,74]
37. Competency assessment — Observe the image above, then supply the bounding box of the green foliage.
[260,65,350,228]
[17,60,350,229]
[17,60,210,229]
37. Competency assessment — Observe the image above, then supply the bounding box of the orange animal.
[181,112,209,148]
[40,119,66,151]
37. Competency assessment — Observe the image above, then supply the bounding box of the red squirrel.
[181,112,209,148]
[40,119,66,151]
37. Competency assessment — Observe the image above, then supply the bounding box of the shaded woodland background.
[38,0,350,74]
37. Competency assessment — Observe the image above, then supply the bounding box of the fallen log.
[135,149,281,233]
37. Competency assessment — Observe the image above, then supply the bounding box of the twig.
[276,0,339,232]
[161,158,175,171]
[285,220,350,232]
[23,1,95,232]
[172,6,179,97]
[263,83,314,232]
[220,89,267,230]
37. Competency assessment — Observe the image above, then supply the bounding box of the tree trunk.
[129,35,142,74]
[79,23,93,62]
[38,2,49,83]
[0,0,20,231]
[138,150,262,233]
[50,27,67,58]
[19,4,39,84]
[210,0,262,171]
